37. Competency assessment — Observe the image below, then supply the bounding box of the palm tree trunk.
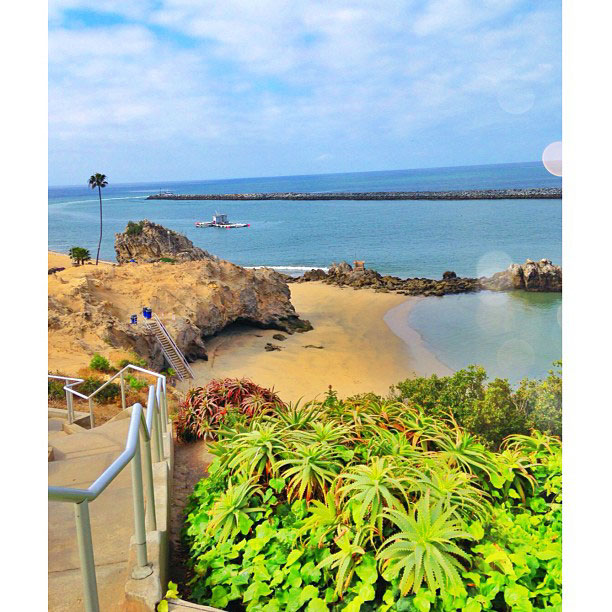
[96,185,103,265]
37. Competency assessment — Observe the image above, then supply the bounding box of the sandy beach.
[183,282,450,403]
[49,252,450,397]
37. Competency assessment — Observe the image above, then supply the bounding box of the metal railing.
[48,366,169,612]
[49,364,169,430]
[148,313,195,380]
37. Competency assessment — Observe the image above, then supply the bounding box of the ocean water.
[48,162,561,381]
[408,291,561,383]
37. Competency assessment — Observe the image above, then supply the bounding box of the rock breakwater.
[146,187,561,202]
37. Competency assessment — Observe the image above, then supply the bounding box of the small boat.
[158,189,174,196]
[195,213,250,229]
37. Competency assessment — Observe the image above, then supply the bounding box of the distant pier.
[146,187,561,201]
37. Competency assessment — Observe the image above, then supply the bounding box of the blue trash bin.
[143,307,152,320]
[130,314,137,324]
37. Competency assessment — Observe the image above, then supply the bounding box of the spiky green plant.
[415,463,491,520]
[365,429,422,461]
[317,529,368,596]
[432,426,498,476]
[299,490,347,545]
[502,431,561,455]
[272,400,322,429]
[224,423,288,478]
[277,443,342,501]
[296,420,351,446]
[377,491,473,595]
[337,457,414,534]
[397,407,443,450]
[206,478,265,543]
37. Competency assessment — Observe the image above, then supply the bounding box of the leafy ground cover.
[180,374,561,611]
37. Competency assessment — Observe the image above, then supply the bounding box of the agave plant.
[502,431,561,455]
[398,406,444,450]
[225,423,289,478]
[337,457,414,535]
[491,448,536,502]
[296,420,351,446]
[176,378,284,441]
[377,491,473,595]
[176,386,226,441]
[365,429,422,462]
[432,426,499,477]
[277,443,342,501]
[317,528,368,596]
[299,490,348,546]
[206,478,265,543]
[272,400,322,430]
[415,462,492,520]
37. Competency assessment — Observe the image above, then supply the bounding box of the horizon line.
[48,159,549,189]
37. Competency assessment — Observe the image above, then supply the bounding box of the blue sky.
[48,1,561,186]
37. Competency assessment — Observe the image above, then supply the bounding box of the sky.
[48,1,561,186]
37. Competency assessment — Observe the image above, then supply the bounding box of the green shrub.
[48,378,67,400]
[127,376,148,391]
[391,364,561,449]
[159,257,176,263]
[89,353,111,372]
[515,361,562,437]
[126,220,145,236]
[117,354,149,370]
[77,376,121,404]
[182,382,562,611]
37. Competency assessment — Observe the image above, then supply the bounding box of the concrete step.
[49,419,132,461]
[49,418,134,611]
[49,431,70,443]
[49,417,66,433]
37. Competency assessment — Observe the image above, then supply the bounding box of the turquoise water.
[48,162,561,380]
[407,291,561,383]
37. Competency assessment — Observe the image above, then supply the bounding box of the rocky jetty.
[114,220,213,264]
[481,259,562,292]
[287,259,561,296]
[146,187,561,201]
[49,224,312,369]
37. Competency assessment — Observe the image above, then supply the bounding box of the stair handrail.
[51,364,168,429]
[49,380,168,612]
[149,313,195,379]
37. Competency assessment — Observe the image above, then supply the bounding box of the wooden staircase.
[146,314,194,381]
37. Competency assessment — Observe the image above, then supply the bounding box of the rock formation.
[49,224,312,370]
[481,259,562,292]
[114,220,214,264]
[289,262,480,296]
[288,259,561,295]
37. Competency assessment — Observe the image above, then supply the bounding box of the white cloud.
[48,1,561,182]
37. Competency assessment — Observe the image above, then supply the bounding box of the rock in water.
[482,259,562,292]
[442,271,457,280]
[114,220,213,263]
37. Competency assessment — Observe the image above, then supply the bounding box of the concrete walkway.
[48,416,135,611]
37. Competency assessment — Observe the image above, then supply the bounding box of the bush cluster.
[176,378,284,441]
[77,376,121,404]
[89,353,111,373]
[126,220,145,236]
[182,382,561,612]
[390,363,562,449]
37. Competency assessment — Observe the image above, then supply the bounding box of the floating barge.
[195,213,250,229]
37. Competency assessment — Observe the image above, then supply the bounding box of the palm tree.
[88,173,108,265]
